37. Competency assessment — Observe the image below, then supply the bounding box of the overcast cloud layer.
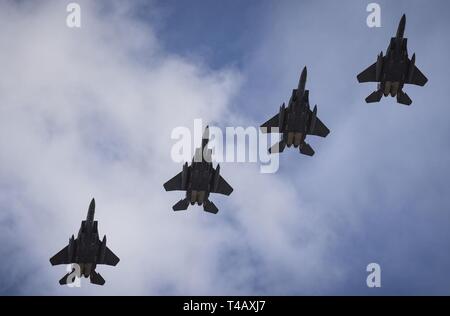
[1,0,450,295]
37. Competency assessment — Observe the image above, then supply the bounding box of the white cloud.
[0,1,245,295]
[2,0,449,296]
[0,0,331,296]
[0,0,341,295]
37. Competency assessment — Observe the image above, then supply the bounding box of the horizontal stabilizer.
[365,90,383,103]
[268,140,286,154]
[58,272,72,285]
[203,200,219,214]
[173,198,189,211]
[397,90,412,105]
[300,143,315,156]
[58,267,79,286]
[90,271,105,286]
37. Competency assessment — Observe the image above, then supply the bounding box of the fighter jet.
[163,126,233,214]
[357,14,428,105]
[50,198,119,286]
[260,66,330,156]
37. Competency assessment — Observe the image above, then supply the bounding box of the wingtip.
[163,182,170,191]
[356,73,363,83]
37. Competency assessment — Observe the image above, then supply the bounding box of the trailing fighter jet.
[163,126,233,214]
[260,66,330,156]
[50,199,119,286]
[357,14,428,105]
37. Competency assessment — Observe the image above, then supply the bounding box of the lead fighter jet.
[357,14,428,105]
[164,126,233,214]
[50,199,119,286]
[260,66,330,156]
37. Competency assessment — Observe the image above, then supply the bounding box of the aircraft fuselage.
[282,90,311,148]
[186,162,213,205]
[379,37,409,96]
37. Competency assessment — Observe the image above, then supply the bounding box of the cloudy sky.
[1,0,450,295]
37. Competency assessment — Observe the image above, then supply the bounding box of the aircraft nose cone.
[89,198,95,211]
[301,66,307,78]
[396,14,406,38]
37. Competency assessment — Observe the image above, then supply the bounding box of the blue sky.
[0,0,450,295]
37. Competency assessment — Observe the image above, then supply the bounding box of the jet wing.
[309,116,330,138]
[407,65,428,86]
[357,62,377,83]
[260,113,279,133]
[211,175,233,196]
[101,247,120,266]
[163,171,183,191]
[50,246,70,266]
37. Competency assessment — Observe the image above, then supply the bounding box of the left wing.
[163,171,183,191]
[357,62,377,83]
[260,113,279,133]
[309,116,330,138]
[211,175,233,196]
[50,245,70,266]
[101,247,120,266]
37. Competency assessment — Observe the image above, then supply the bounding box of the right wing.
[357,62,377,83]
[50,245,70,265]
[163,171,183,191]
[102,247,120,266]
[260,113,279,133]
[407,65,428,86]
[309,116,330,138]
[211,175,233,196]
